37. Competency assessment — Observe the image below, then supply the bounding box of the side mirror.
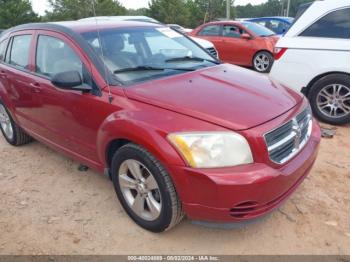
[241,33,251,40]
[51,71,92,92]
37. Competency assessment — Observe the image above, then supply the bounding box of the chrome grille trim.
[264,107,313,164]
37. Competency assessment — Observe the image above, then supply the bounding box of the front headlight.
[167,132,253,168]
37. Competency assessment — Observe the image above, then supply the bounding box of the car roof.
[203,20,245,26]
[8,20,161,34]
[248,17,294,22]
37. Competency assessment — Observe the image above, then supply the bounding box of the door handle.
[30,82,41,93]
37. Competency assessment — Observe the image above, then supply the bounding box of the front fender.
[96,110,193,202]
[96,110,185,169]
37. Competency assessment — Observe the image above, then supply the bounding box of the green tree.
[45,0,126,21]
[287,0,314,17]
[148,0,190,26]
[0,0,39,29]
[235,0,313,18]
[185,0,235,28]
[127,8,148,16]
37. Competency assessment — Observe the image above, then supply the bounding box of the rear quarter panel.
[271,37,350,91]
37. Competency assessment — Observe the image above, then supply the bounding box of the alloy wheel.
[254,53,270,72]
[0,105,14,140]
[118,159,162,221]
[316,84,350,118]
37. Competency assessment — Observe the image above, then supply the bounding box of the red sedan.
[190,21,279,73]
[0,21,320,232]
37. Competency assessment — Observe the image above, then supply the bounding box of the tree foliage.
[148,0,234,28]
[0,0,39,29]
[185,0,235,28]
[45,0,126,21]
[126,8,148,16]
[236,0,312,18]
[148,0,191,26]
[0,0,315,30]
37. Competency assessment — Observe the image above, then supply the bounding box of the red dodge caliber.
[0,21,320,232]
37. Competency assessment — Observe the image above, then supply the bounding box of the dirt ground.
[0,124,349,255]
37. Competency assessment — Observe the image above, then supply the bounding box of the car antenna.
[91,0,114,104]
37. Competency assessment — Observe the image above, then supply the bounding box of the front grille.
[264,107,313,164]
[206,47,218,58]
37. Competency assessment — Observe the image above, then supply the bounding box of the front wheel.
[111,143,183,232]
[308,74,350,125]
[253,51,274,73]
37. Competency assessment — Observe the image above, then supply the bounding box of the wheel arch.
[105,138,131,169]
[303,71,350,97]
[252,49,273,63]
[96,115,185,170]
[252,49,274,70]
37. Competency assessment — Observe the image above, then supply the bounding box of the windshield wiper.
[165,56,219,64]
[113,65,196,74]
[261,34,276,37]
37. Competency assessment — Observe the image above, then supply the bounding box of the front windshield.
[81,27,218,85]
[241,22,276,36]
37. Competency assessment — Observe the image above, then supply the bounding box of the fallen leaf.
[73,238,81,244]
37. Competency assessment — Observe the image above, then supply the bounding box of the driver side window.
[223,25,243,38]
[36,35,83,78]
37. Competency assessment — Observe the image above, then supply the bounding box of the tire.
[308,74,350,125]
[110,143,183,232]
[0,101,32,146]
[253,51,274,73]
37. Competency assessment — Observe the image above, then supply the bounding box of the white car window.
[300,8,350,39]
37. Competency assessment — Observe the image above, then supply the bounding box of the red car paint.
[0,21,320,222]
[190,21,279,67]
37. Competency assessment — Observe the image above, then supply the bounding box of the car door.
[220,24,253,65]
[0,31,41,131]
[196,24,223,52]
[28,31,113,164]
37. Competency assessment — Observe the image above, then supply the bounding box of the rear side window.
[0,39,9,61]
[9,35,32,69]
[300,8,350,39]
[36,35,83,78]
[199,25,221,36]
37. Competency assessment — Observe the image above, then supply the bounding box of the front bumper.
[168,119,321,222]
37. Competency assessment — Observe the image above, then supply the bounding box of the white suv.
[270,0,350,125]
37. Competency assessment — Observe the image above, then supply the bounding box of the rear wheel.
[308,74,350,125]
[0,101,32,146]
[253,51,274,73]
[111,143,183,232]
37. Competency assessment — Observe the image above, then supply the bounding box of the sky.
[31,0,268,15]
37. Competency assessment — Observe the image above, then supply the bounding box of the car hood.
[124,64,302,131]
